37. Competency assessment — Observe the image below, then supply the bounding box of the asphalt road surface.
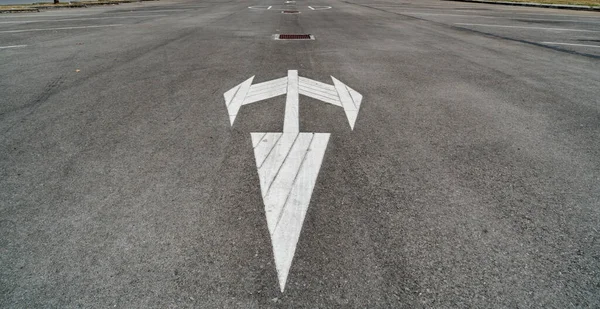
[1,0,599,307]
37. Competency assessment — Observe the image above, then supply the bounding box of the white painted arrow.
[224,70,362,130]
[223,70,362,292]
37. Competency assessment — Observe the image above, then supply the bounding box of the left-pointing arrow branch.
[223,76,254,125]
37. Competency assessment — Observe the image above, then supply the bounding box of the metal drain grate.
[275,34,314,40]
[282,10,300,14]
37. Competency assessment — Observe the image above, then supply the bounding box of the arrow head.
[223,76,255,125]
[331,76,363,130]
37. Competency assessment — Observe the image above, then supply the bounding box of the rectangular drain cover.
[282,10,300,14]
[274,34,314,40]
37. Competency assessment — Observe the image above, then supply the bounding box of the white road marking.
[252,133,283,168]
[251,132,268,148]
[122,9,193,12]
[224,71,362,129]
[455,23,600,33]
[369,6,600,18]
[541,42,600,48]
[248,5,272,10]
[298,76,341,106]
[257,133,299,197]
[512,11,600,18]
[284,70,300,133]
[224,76,254,125]
[0,15,167,24]
[223,71,363,292]
[308,5,332,10]
[402,12,600,23]
[0,45,27,49]
[0,24,124,34]
[252,132,330,292]
[244,77,287,105]
[332,76,362,130]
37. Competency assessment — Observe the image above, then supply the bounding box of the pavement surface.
[1,0,599,307]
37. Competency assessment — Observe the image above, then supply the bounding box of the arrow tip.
[224,76,255,126]
[331,76,362,130]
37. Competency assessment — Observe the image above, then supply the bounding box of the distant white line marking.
[455,23,600,32]
[0,24,123,33]
[0,44,27,49]
[404,12,600,23]
[0,15,167,24]
[512,12,600,18]
[248,5,272,10]
[377,7,600,18]
[308,5,332,10]
[124,9,192,12]
[541,42,600,48]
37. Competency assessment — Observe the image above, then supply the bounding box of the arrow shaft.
[284,70,299,133]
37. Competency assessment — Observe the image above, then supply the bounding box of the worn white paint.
[0,15,167,24]
[332,76,363,130]
[0,45,27,49]
[0,24,123,33]
[455,23,600,33]
[248,5,272,10]
[243,76,287,105]
[299,76,342,107]
[307,5,332,10]
[402,12,600,23]
[223,71,362,292]
[284,70,300,133]
[223,71,362,130]
[251,132,330,292]
[541,42,600,48]
[224,76,254,125]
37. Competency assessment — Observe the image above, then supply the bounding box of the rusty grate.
[277,34,313,40]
